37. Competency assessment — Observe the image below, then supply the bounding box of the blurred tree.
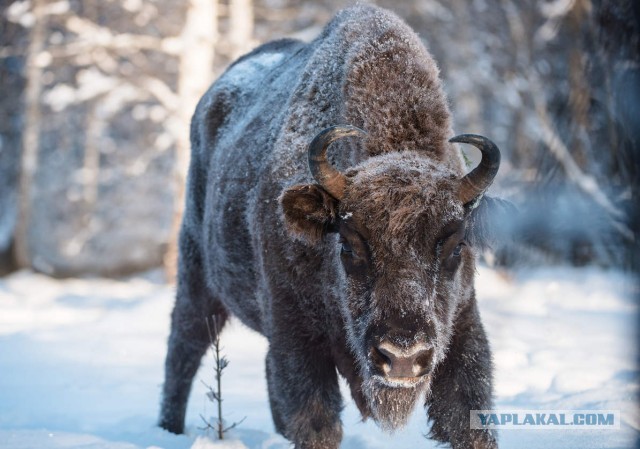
[229,0,255,59]
[0,0,637,277]
[14,0,46,270]
[0,1,28,275]
[2,0,220,277]
[165,0,218,282]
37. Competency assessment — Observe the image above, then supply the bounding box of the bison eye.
[341,240,353,255]
[443,241,466,273]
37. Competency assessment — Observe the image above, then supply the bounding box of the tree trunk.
[229,0,254,59]
[14,0,47,269]
[164,0,218,282]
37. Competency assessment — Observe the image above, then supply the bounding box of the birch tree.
[6,0,219,276]
[229,0,254,59]
[165,0,218,281]
[14,0,47,269]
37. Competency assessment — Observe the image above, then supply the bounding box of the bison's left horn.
[308,125,366,200]
[450,134,501,206]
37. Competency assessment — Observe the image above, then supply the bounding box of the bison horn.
[308,125,367,200]
[449,134,501,206]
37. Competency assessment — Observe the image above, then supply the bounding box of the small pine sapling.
[200,314,245,439]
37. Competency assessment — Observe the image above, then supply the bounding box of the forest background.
[1,0,638,279]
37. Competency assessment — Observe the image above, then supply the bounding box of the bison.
[160,5,504,449]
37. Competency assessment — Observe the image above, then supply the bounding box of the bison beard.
[362,375,431,431]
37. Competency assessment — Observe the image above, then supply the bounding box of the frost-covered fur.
[160,5,497,449]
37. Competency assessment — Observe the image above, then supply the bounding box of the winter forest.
[0,0,638,448]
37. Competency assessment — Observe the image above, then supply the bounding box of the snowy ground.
[0,266,638,449]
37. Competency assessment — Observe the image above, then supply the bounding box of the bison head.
[280,125,502,430]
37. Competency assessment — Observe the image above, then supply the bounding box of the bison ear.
[466,196,517,249]
[280,184,339,245]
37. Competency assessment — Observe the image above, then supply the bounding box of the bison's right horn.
[308,125,366,200]
[450,134,501,207]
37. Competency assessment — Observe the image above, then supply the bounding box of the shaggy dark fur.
[159,5,501,448]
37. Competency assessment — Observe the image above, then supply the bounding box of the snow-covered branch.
[532,88,634,241]
[65,16,182,55]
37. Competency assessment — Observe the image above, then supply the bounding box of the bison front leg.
[266,333,343,449]
[425,297,497,449]
[159,232,228,434]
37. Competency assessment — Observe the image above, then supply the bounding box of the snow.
[0,266,637,448]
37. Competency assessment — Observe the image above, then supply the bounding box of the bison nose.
[371,342,433,379]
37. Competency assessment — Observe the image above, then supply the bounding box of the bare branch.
[136,76,180,112]
[501,0,633,243]
[64,16,181,55]
[529,76,633,241]
[223,416,247,433]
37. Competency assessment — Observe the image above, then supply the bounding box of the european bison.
[160,5,503,448]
